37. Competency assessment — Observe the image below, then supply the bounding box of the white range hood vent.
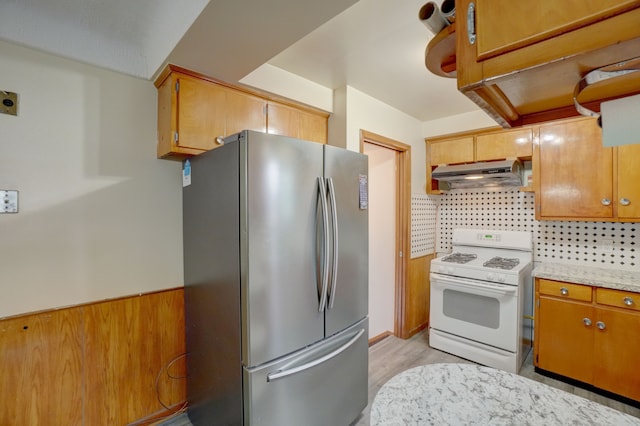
[432,159,523,190]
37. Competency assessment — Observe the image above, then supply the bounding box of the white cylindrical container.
[440,0,456,23]
[418,1,449,34]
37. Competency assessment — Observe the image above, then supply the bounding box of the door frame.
[360,130,411,338]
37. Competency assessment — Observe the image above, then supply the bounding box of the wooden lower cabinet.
[536,297,595,384]
[534,278,640,401]
[593,307,640,400]
[398,254,433,338]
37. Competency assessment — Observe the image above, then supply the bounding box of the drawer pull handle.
[596,321,606,330]
[560,287,569,296]
[583,317,592,326]
[601,198,611,206]
[624,296,634,306]
[620,198,631,206]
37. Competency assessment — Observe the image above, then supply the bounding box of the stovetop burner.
[442,253,478,264]
[483,257,520,270]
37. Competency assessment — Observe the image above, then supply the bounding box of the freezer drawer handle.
[318,177,330,312]
[266,328,365,382]
[327,177,339,309]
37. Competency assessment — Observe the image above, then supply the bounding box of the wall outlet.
[0,91,18,116]
[601,238,614,252]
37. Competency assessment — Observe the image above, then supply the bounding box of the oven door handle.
[431,272,517,296]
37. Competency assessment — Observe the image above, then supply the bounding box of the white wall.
[363,142,396,338]
[0,40,183,318]
[422,109,498,137]
[343,86,426,192]
[240,64,334,113]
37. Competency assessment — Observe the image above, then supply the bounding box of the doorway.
[360,131,410,341]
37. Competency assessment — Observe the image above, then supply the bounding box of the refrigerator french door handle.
[266,328,365,382]
[318,177,330,312]
[327,177,339,309]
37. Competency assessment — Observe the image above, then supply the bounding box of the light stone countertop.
[370,363,640,426]
[532,262,640,293]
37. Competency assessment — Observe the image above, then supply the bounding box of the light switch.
[1,190,18,213]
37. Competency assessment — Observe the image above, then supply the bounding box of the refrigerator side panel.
[324,145,369,337]
[243,318,368,426]
[183,142,243,425]
[242,131,325,367]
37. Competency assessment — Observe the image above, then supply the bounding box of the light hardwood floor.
[352,329,640,425]
[160,329,640,425]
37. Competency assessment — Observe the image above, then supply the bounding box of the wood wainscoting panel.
[83,289,186,425]
[0,288,185,426]
[402,254,434,338]
[0,308,84,425]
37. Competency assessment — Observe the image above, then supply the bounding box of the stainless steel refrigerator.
[183,130,369,426]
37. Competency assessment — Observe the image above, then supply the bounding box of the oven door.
[430,272,518,352]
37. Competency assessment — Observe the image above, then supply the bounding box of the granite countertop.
[371,363,640,426]
[532,262,640,293]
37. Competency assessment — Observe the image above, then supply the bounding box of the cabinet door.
[475,128,532,161]
[616,144,640,219]
[298,109,327,144]
[267,102,300,138]
[475,0,638,60]
[225,89,266,136]
[176,76,226,151]
[536,297,594,384]
[593,307,640,401]
[266,102,327,144]
[429,137,474,165]
[537,118,613,219]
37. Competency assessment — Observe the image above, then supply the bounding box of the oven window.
[442,289,500,329]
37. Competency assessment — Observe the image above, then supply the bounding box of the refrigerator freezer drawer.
[243,318,368,426]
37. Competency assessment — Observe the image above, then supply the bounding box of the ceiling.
[0,0,483,122]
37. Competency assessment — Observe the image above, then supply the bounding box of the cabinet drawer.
[538,279,592,302]
[596,288,640,312]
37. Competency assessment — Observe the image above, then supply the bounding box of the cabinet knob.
[620,198,631,206]
[624,296,634,306]
[560,287,569,296]
[601,198,611,206]
[583,317,592,326]
[596,321,606,330]
[215,136,225,145]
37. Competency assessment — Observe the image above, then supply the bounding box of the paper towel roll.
[419,2,449,34]
[601,93,640,147]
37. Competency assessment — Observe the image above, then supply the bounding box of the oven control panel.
[477,232,501,242]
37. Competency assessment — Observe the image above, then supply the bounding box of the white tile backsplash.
[410,189,640,271]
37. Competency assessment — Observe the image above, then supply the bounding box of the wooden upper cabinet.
[156,70,226,158]
[475,0,639,60]
[454,0,640,127]
[155,65,329,159]
[266,102,328,144]
[475,128,532,161]
[428,136,474,165]
[176,76,226,152]
[616,144,640,220]
[225,90,267,136]
[536,117,613,219]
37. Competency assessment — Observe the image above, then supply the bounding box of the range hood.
[432,159,523,190]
